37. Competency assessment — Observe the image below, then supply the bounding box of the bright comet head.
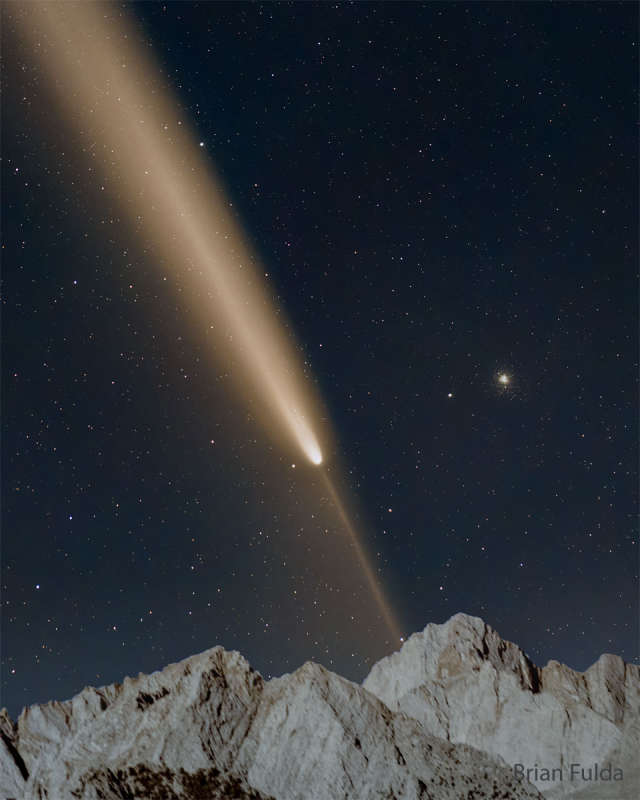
[289,408,323,465]
[308,446,323,466]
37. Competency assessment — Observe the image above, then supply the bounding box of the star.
[498,373,510,386]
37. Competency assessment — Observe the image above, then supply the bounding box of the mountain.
[1,613,637,800]
[364,613,639,800]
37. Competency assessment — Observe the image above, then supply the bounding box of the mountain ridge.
[1,613,637,800]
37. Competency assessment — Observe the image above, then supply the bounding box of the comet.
[11,1,324,468]
[13,1,401,641]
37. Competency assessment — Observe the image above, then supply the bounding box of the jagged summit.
[1,613,637,800]
[366,612,541,696]
[363,612,639,800]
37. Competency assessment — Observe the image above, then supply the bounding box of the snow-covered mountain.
[1,613,637,800]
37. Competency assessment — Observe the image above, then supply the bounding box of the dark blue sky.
[2,1,637,718]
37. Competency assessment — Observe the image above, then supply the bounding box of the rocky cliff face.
[364,613,640,800]
[1,613,637,800]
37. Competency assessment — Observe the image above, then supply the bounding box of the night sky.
[2,2,637,720]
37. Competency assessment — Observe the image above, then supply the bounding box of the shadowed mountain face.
[1,614,637,800]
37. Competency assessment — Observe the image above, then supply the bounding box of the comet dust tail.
[12,0,400,644]
[12,1,325,471]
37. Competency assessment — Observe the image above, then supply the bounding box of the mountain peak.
[363,613,639,799]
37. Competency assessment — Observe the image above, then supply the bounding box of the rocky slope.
[364,613,640,800]
[1,613,637,799]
